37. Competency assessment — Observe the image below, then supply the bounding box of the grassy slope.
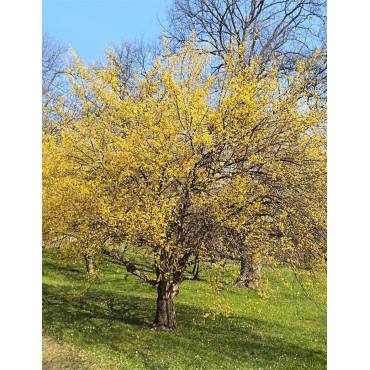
[42,250,326,369]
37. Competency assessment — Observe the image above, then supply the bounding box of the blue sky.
[43,0,168,63]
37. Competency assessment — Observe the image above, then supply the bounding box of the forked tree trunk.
[84,254,95,275]
[233,257,261,288]
[152,280,178,331]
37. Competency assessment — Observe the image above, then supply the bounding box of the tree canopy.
[43,39,326,331]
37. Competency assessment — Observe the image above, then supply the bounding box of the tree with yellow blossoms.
[43,40,326,331]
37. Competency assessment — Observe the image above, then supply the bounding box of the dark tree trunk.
[192,254,200,280]
[84,254,95,275]
[152,280,179,331]
[233,257,261,288]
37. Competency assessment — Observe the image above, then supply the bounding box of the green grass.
[42,250,326,369]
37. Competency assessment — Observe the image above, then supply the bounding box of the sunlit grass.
[43,250,326,369]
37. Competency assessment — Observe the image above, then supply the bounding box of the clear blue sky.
[43,0,169,63]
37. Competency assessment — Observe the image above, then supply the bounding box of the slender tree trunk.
[152,280,178,331]
[192,254,200,280]
[84,254,95,275]
[233,256,261,288]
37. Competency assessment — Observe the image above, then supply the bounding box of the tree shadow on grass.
[43,282,152,327]
[43,252,326,368]
[42,260,88,280]
[43,280,326,369]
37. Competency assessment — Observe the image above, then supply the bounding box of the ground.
[42,250,327,369]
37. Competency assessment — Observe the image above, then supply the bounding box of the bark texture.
[191,254,200,280]
[233,257,261,288]
[84,254,95,275]
[152,280,179,331]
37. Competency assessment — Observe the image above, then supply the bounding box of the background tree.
[166,0,326,70]
[42,32,67,101]
[42,31,70,136]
